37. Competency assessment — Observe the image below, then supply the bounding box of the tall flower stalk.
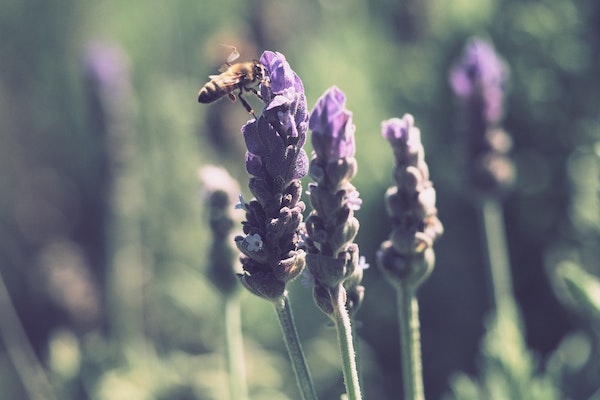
[198,165,248,400]
[84,40,147,357]
[450,38,515,313]
[234,51,317,400]
[447,38,562,400]
[378,115,443,400]
[304,86,365,400]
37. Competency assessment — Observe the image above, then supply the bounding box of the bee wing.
[226,50,240,64]
[217,44,240,65]
[225,47,240,64]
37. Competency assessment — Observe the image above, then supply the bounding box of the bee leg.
[238,89,257,119]
[247,87,263,101]
[228,93,236,103]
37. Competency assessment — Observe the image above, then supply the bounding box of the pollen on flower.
[244,233,264,252]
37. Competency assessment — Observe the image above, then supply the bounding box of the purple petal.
[245,151,264,178]
[309,86,356,161]
[449,38,508,123]
[292,149,309,180]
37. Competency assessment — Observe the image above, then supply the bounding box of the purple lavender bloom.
[258,51,308,143]
[382,114,426,173]
[378,115,443,289]
[235,51,309,300]
[241,52,309,193]
[304,86,364,316]
[450,38,508,124]
[309,86,356,162]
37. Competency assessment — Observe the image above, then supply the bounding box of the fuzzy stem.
[224,294,248,400]
[396,284,424,400]
[331,287,362,400]
[274,293,318,400]
[479,197,516,311]
[351,320,363,388]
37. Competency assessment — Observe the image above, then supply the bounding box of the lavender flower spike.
[450,38,515,195]
[305,86,364,316]
[235,51,309,301]
[378,114,443,289]
[378,114,442,400]
[306,86,364,399]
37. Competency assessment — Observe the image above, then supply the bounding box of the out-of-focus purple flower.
[378,114,443,289]
[198,165,242,296]
[84,41,135,121]
[450,38,515,196]
[84,41,130,91]
[235,51,308,301]
[309,86,356,161]
[450,38,508,125]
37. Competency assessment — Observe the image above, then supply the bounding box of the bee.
[198,46,268,118]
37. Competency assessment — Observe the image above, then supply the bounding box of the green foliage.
[449,304,560,400]
[554,262,600,322]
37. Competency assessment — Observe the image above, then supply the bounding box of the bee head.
[253,61,268,82]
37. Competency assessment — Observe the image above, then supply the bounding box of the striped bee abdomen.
[198,80,232,103]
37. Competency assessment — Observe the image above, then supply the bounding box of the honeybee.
[198,46,268,118]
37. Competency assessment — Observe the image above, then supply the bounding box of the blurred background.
[1,0,599,398]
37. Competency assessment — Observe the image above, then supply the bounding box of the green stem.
[330,287,362,400]
[396,284,424,400]
[224,294,248,400]
[479,197,516,311]
[351,320,363,388]
[273,293,318,400]
[0,270,58,400]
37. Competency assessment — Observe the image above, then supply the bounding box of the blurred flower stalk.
[304,86,364,400]
[0,268,58,399]
[450,38,516,313]
[84,40,147,358]
[378,115,444,400]
[198,165,248,400]
[447,38,563,400]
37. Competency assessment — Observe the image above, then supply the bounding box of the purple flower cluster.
[235,52,309,300]
[378,115,443,289]
[449,38,508,125]
[450,38,515,195]
[304,86,364,316]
